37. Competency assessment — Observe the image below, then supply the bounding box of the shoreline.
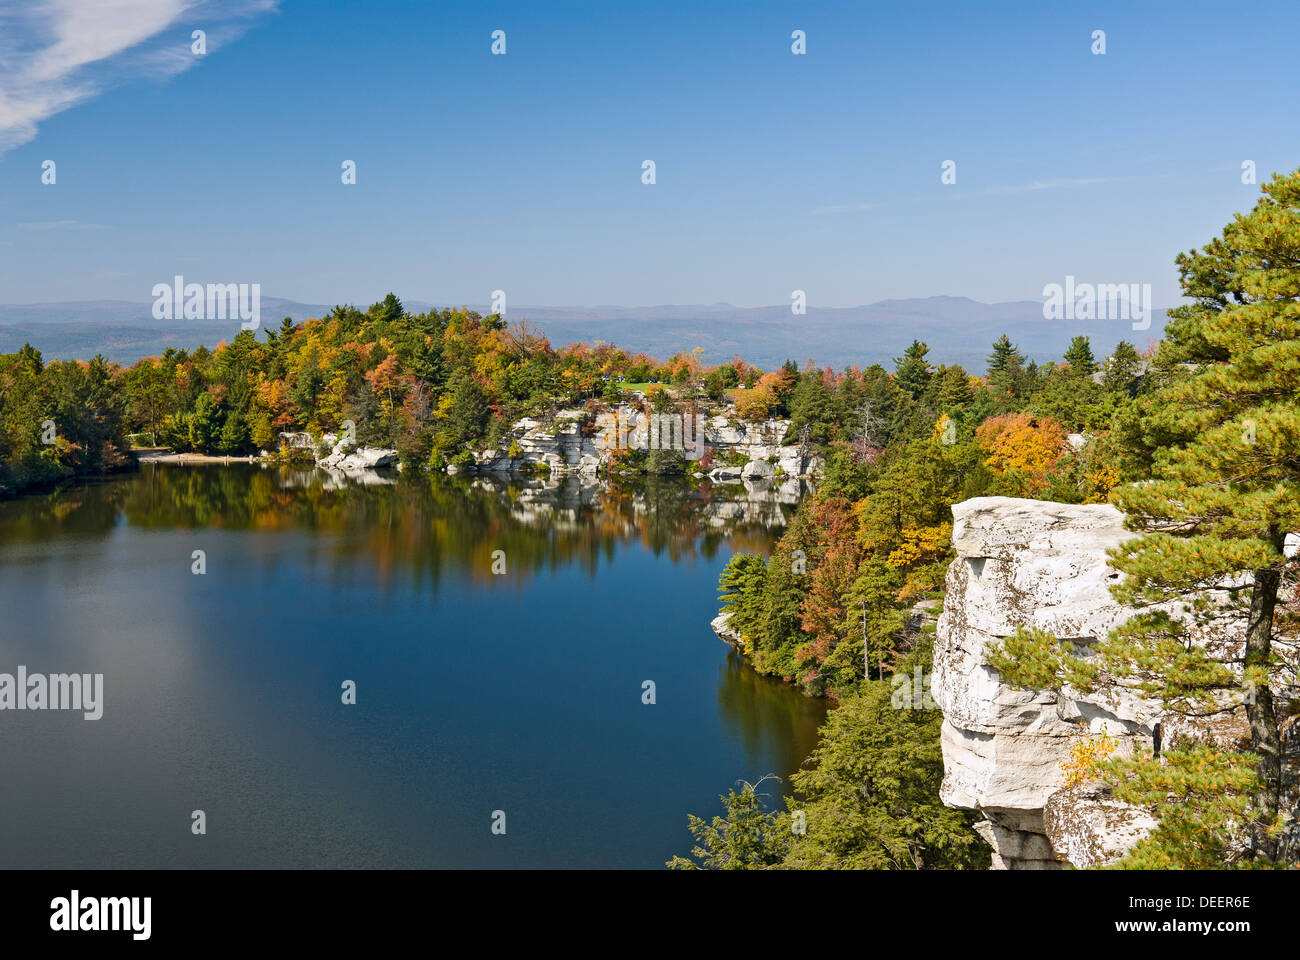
[134,451,267,465]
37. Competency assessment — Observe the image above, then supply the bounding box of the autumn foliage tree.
[975,412,1067,496]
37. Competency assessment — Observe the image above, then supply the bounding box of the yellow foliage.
[1084,464,1119,503]
[930,415,954,444]
[975,413,1067,495]
[734,385,776,422]
[1061,728,1117,787]
[886,522,952,568]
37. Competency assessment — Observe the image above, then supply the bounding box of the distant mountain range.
[0,296,1170,371]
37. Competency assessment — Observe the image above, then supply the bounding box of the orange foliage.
[975,413,1067,496]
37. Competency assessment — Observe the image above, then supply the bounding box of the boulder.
[278,431,315,450]
[741,459,774,480]
[318,440,399,472]
[711,612,743,645]
[1042,783,1159,868]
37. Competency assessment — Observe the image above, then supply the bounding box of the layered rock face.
[472,408,824,479]
[933,496,1300,867]
[475,411,603,476]
[932,496,1163,869]
[705,416,824,480]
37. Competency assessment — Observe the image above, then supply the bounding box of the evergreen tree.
[217,409,248,453]
[1063,335,1096,375]
[666,779,789,869]
[759,507,819,677]
[986,333,1028,397]
[786,370,836,443]
[993,168,1300,865]
[444,369,490,444]
[929,363,974,412]
[369,292,404,324]
[893,340,933,400]
[987,334,1024,377]
[1109,168,1300,861]
[1101,340,1144,396]
[781,645,991,870]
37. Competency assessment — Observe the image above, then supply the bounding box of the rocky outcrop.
[705,416,790,460]
[475,410,602,476]
[1041,782,1159,869]
[712,612,743,646]
[934,495,1300,868]
[278,431,316,453]
[278,432,399,483]
[932,497,1200,868]
[469,406,824,479]
[319,444,398,471]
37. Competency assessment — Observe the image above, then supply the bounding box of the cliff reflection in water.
[2,463,804,588]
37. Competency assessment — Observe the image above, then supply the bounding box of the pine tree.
[1108,168,1300,861]
[930,364,974,412]
[992,168,1300,865]
[1063,335,1096,375]
[987,334,1027,397]
[666,779,789,869]
[987,334,1024,376]
[893,340,933,400]
[1101,339,1143,395]
[780,644,991,870]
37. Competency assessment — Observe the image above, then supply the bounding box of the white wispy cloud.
[0,0,278,153]
[15,219,108,230]
[811,202,879,215]
[984,177,1115,195]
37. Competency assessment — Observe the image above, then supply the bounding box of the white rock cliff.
[933,497,1168,868]
[934,495,1299,868]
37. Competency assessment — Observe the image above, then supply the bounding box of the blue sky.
[1,0,1297,308]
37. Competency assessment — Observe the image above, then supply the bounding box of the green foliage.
[758,507,819,678]
[670,648,992,871]
[666,779,790,869]
[987,333,1029,397]
[781,646,991,869]
[981,168,1300,867]
[0,347,130,496]
[987,626,1098,693]
[1105,168,1300,861]
[1104,746,1269,869]
[893,340,933,400]
[1063,335,1096,375]
[645,447,687,475]
[718,553,769,643]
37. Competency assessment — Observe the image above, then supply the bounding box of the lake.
[0,464,827,868]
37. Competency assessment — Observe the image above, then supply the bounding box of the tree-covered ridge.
[0,346,130,496]
[3,282,1143,499]
[673,326,1147,870]
[0,295,734,495]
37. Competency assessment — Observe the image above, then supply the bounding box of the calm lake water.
[0,465,826,868]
